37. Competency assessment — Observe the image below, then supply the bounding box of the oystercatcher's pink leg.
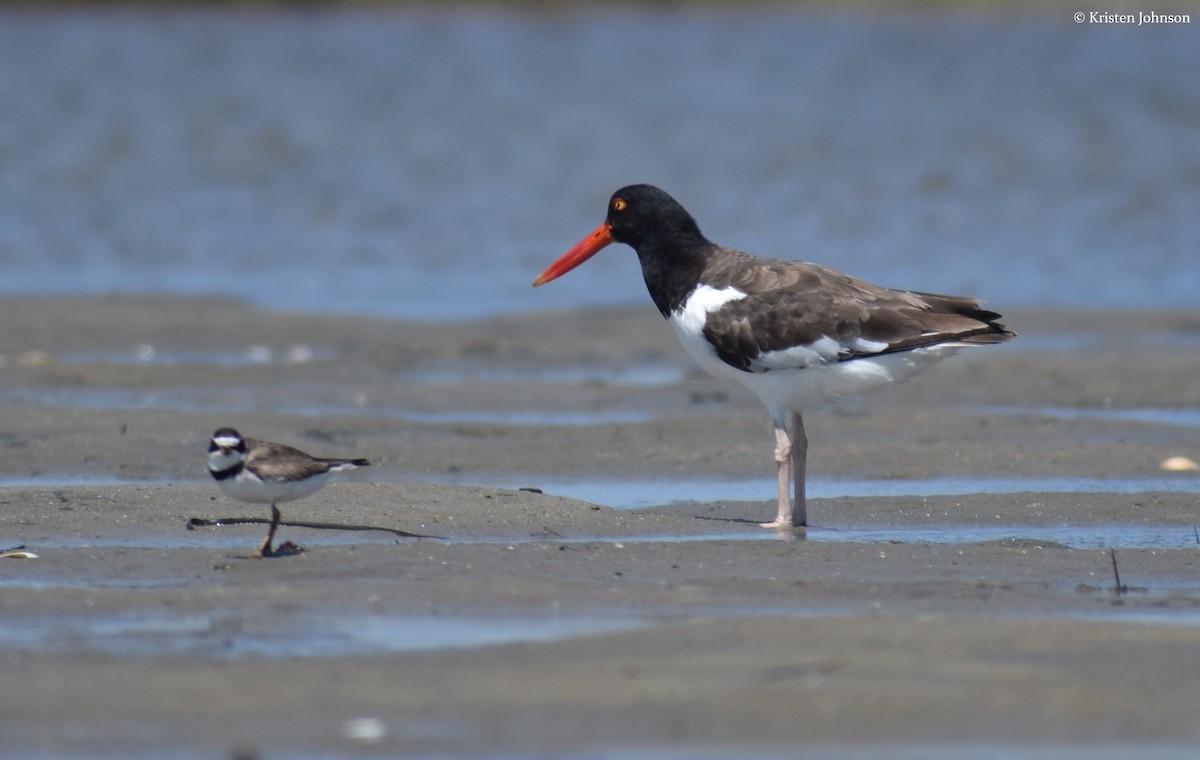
[762,413,806,529]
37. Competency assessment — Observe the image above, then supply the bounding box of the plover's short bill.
[207,427,369,556]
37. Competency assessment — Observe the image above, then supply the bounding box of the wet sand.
[2,296,1200,757]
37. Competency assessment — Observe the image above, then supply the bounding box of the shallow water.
[807,523,1200,550]
[6,471,1200,502]
[459,522,1200,550]
[4,603,1200,679]
[444,474,1200,508]
[7,360,1200,430]
[0,610,651,660]
[1,11,1197,319]
[0,384,655,425]
[5,602,1200,665]
[974,405,1200,429]
[977,406,1200,429]
[56,345,331,366]
[406,360,689,387]
[4,508,1196,557]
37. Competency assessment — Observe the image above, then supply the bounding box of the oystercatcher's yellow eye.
[612,198,627,212]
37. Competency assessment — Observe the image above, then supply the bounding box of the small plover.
[207,427,369,556]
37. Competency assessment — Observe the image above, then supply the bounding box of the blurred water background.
[1,6,1197,320]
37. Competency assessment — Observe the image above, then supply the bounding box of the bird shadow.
[186,516,445,541]
[692,514,808,539]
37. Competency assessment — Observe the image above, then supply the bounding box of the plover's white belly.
[217,470,332,504]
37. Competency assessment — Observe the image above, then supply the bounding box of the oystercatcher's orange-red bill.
[532,223,615,286]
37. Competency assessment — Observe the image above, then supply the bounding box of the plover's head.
[208,427,247,472]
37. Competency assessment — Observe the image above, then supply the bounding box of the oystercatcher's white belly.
[668,284,963,419]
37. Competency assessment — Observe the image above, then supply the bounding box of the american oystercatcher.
[533,184,1014,528]
[207,428,370,556]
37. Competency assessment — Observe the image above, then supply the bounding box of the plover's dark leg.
[259,503,282,557]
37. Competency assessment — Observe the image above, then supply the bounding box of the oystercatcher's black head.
[532,184,707,287]
[604,185,704,249]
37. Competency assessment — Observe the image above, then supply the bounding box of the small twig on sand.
[186,516,444,541]
[1110,548,1128,595]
